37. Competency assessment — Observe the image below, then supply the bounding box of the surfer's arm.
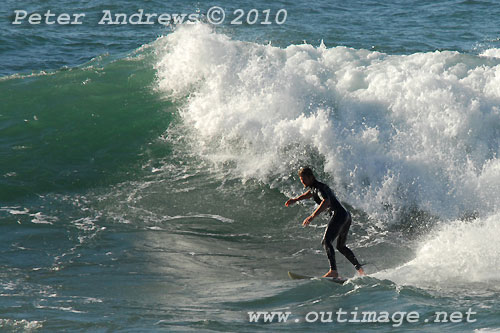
[302,199,330,226]
[311,199,330,218]
[285,190,312,207]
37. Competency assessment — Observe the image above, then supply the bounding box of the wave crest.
[154,23,500,225]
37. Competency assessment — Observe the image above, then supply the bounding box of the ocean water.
[1,0,500,331]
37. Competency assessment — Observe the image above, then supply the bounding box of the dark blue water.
[3,0,500,76]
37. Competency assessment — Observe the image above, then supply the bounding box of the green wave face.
[0,51,173,201]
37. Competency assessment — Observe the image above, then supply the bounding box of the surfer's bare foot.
[357,267,366,276]
[322,269,339,278]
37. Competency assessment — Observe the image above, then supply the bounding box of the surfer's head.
[298,167,315,187]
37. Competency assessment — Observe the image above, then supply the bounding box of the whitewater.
[155,23,500,287]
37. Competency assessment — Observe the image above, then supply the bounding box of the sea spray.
[154,24,500,225]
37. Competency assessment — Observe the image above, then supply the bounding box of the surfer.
[285,167,365,278]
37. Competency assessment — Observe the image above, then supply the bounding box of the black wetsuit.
[309,179,362,271]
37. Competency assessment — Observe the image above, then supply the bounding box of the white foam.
[375,213,500,285]
[153,24,500,286]
[155,24,500,223]
[0,318,43,330]
[480,48,500,59]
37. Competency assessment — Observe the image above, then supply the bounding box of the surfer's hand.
[285,198,296,207]
[302,215,313,226]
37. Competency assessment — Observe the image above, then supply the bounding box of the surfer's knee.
[336,244,347,252]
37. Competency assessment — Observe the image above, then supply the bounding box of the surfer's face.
[300,175,313,187]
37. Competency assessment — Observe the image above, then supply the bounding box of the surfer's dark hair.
[298,167,315,179]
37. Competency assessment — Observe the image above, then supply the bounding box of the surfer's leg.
[336,213,364,273]
[321,214,344,276]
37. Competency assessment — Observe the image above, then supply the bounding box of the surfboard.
[288,271,348,284]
